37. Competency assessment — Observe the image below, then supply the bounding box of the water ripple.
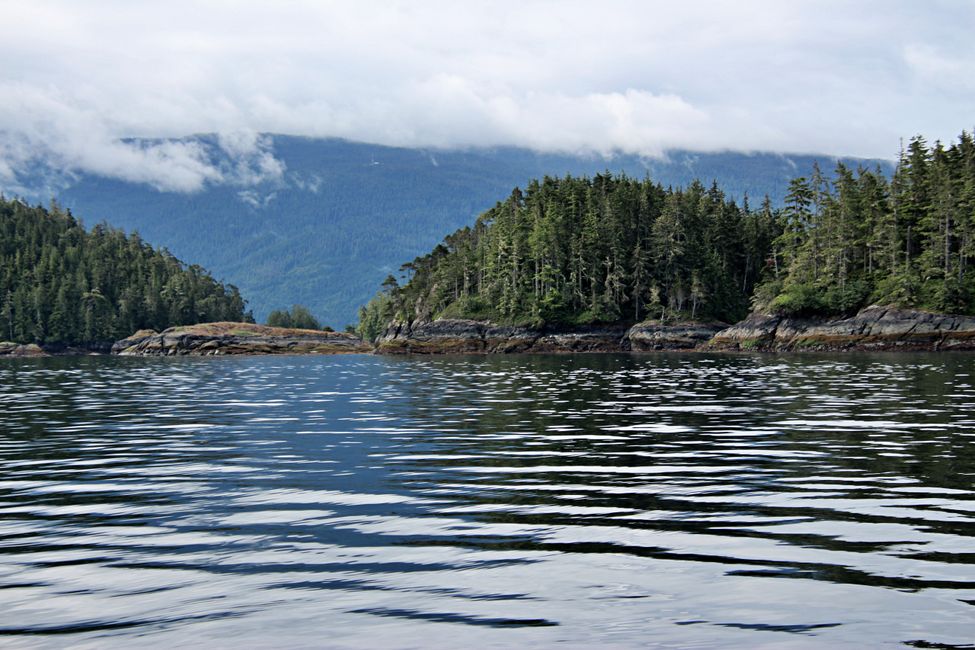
[0,353,973,648]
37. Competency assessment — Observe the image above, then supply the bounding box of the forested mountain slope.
[0,198,248,346]
[9,136,891,327]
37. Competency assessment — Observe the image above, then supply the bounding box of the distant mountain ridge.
[6,135,893,326]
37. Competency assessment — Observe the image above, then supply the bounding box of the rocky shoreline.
[376,319,727,354]
[5,307,974,358]
[112,322,371,356]
[708,305,975,352]
[0,342,47,357]
[376,306,975,354]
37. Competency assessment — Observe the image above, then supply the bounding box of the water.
[0,353,973,649]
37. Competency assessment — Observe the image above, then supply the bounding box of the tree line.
[358,173,778,340]
[358,132,975,341]
[0,197,250,346]
[759,132,975,316]
[265,304,337,331]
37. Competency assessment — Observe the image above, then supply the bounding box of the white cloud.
[0,84,284,192]
[0,0,973,192]
[216,130,286,187]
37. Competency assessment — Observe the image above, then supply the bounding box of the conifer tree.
[0,197,249,345]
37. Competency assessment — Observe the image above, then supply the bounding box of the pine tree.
[0,197,249,345]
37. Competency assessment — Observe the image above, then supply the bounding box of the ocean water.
[0,353,973,649]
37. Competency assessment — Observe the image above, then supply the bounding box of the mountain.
[7,136,893,327]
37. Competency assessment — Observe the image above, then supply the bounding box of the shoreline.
[5,346,974,360]
[5,306,975,358]
[375,306,975,355]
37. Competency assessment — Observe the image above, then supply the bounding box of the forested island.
[360,132,975,352]
[3,132,974,356]
[0,197,249,351]
[0,197,370,356]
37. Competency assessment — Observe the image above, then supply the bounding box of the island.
[5,132,975,358]
[357,132,975,355]
[112,322,370,356]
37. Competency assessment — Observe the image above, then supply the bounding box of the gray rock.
[377,318,712,354]
[377,307,975,355]
[627,321,727,351]
[113,322,371,356]
[0,342,46,357]
[710,305,975,351]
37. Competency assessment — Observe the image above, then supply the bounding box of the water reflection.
[0,353,973,648]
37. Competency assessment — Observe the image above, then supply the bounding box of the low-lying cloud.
[0,82,284,193]
[1,1,973,193]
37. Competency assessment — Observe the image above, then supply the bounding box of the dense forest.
[265,304,334,331]
[761,133,975,316]
[357,174,779,340]
[31,135,888,327]
[358,132,975,341]
[0,197,249,346]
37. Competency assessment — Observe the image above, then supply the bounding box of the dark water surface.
[0,353,973,648]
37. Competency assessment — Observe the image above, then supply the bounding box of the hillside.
[356,174,774,342]
[0,198,248,346]
[754,133,975,316]
[358,132,975,342]
[10,135,892,327]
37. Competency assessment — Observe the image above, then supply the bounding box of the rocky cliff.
[112,322,371,356]
[709,306,975,351]
[376,319,726,354]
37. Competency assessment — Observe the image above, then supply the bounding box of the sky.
[0,0,973,192]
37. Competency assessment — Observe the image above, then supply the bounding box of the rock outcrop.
[113,322,371,356]
[377,319,630,354]
[376,318,726,354]
[627,320,727,351]
[0,342,46,357]
[107,308,975,357]
[709,306,975,351]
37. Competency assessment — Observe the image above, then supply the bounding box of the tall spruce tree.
[0,197,250,345]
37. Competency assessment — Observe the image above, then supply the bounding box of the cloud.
[0,84,285,192]
[0,1,973,192]
[215,130,286,187]
[0,83,217,192]
[237,189,278,209]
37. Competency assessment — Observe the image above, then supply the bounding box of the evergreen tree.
[360,131,975,331]
[266,304,322,330]
[756,132,975,316]
[0,198,250,345]
[362,173,772,329]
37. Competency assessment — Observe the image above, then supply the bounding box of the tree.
[0,197,248,345]
[266,304,322,330]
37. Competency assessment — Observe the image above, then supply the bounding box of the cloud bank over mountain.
[0,0,972,192]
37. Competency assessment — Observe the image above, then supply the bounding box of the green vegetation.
[0,197,250,346]
[358,173,778,340]
[265,304,323,330]
[47,136,891,327]
[359,132,975,340]
[759,133,975,316]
